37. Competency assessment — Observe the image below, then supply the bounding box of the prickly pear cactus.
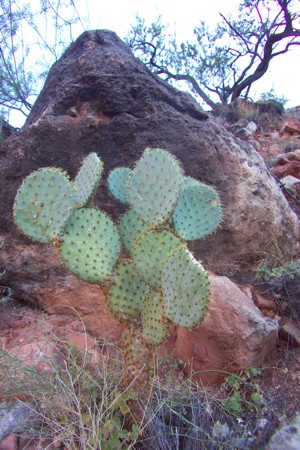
[120,327,154,421]
[73,152,103,207]
[162,248,210,328]
[118,209,147,256]
[108,147,221,350]
[107,260,150,322]
[172,179,222,241]
[59,208,120,284]
[13,155,120,284]
[132,228,184,288]
[108,167,131,205]
[127,148,183,225]
[13,168,77,244]
[141,290,171,345]
[13,147,223,425]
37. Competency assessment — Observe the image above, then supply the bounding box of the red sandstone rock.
[40,275,122,340]
[1,273,277,388]
[268,143,285,159]
[0,434,17,450]
[253,292,277,313]
[1,307,105,379]
[272,161,300,179]
[9,340,63,374]
[281,118,300,135]
[172,274,278,385]
[272,151,300,179]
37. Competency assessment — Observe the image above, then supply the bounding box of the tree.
[0,0,34,116]
[125,0,300,111]
[0,0,86,120]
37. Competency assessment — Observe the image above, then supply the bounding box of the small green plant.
[254,258,300,319]
[224,367,265,416]
[254,260,300,282]
[13,147,222,423]
[259,88,288,108]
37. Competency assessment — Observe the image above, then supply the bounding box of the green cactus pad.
[183,176,199,187]
[128,148,183,225]
[13,168,77,244]
[59,208,120,284]
[132,228,184,289]
[73,153,104,206]
[119,209,148,256]
[107,167,131,205]
[162,248,210,328]
[107,260,150,322]
[141,290,171,346]
[172,182,222,241]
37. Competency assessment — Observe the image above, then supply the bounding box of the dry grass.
[1,331,300,449]
[0,338,139,449]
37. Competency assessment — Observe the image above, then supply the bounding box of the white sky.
[9,0,300,126]
[78,0,300,107]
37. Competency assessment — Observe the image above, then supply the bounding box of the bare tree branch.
[127,0,300,110]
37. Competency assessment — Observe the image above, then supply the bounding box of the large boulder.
[0,30,297,353]
[172,274,278,385]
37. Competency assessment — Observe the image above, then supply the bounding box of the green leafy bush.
[254,260,300,282]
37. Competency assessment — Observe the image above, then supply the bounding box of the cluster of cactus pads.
[13,148,222,418]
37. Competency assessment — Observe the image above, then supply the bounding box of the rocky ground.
[0,106,300,449]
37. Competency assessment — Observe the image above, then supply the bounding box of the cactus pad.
[141,290,171,345]
[107,260,150,322]
[13,168,77,244]
[118,209,148,256]
[132,228,184,288]
[128,148,183,225]
[59,208,120,284]
[107,167,131,205]
[162,248,210,328]
[172,181,222,241]
[183,176,199,187]
[73,153,103,207]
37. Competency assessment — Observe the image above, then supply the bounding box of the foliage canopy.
[125,0,300,110]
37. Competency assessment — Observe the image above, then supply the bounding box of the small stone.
[9,319,28,330]
[212,421,230,440]
[246,121,258,135]
[281,175,300,190]
[257,418,268,431]
[267,414,300,449]
[281,118,300,135]
[253,292,277,313]
[0,434,17,450]
[279,321,300,347]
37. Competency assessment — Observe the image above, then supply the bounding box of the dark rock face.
[0,30,299,308]
[0,118,16,140]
